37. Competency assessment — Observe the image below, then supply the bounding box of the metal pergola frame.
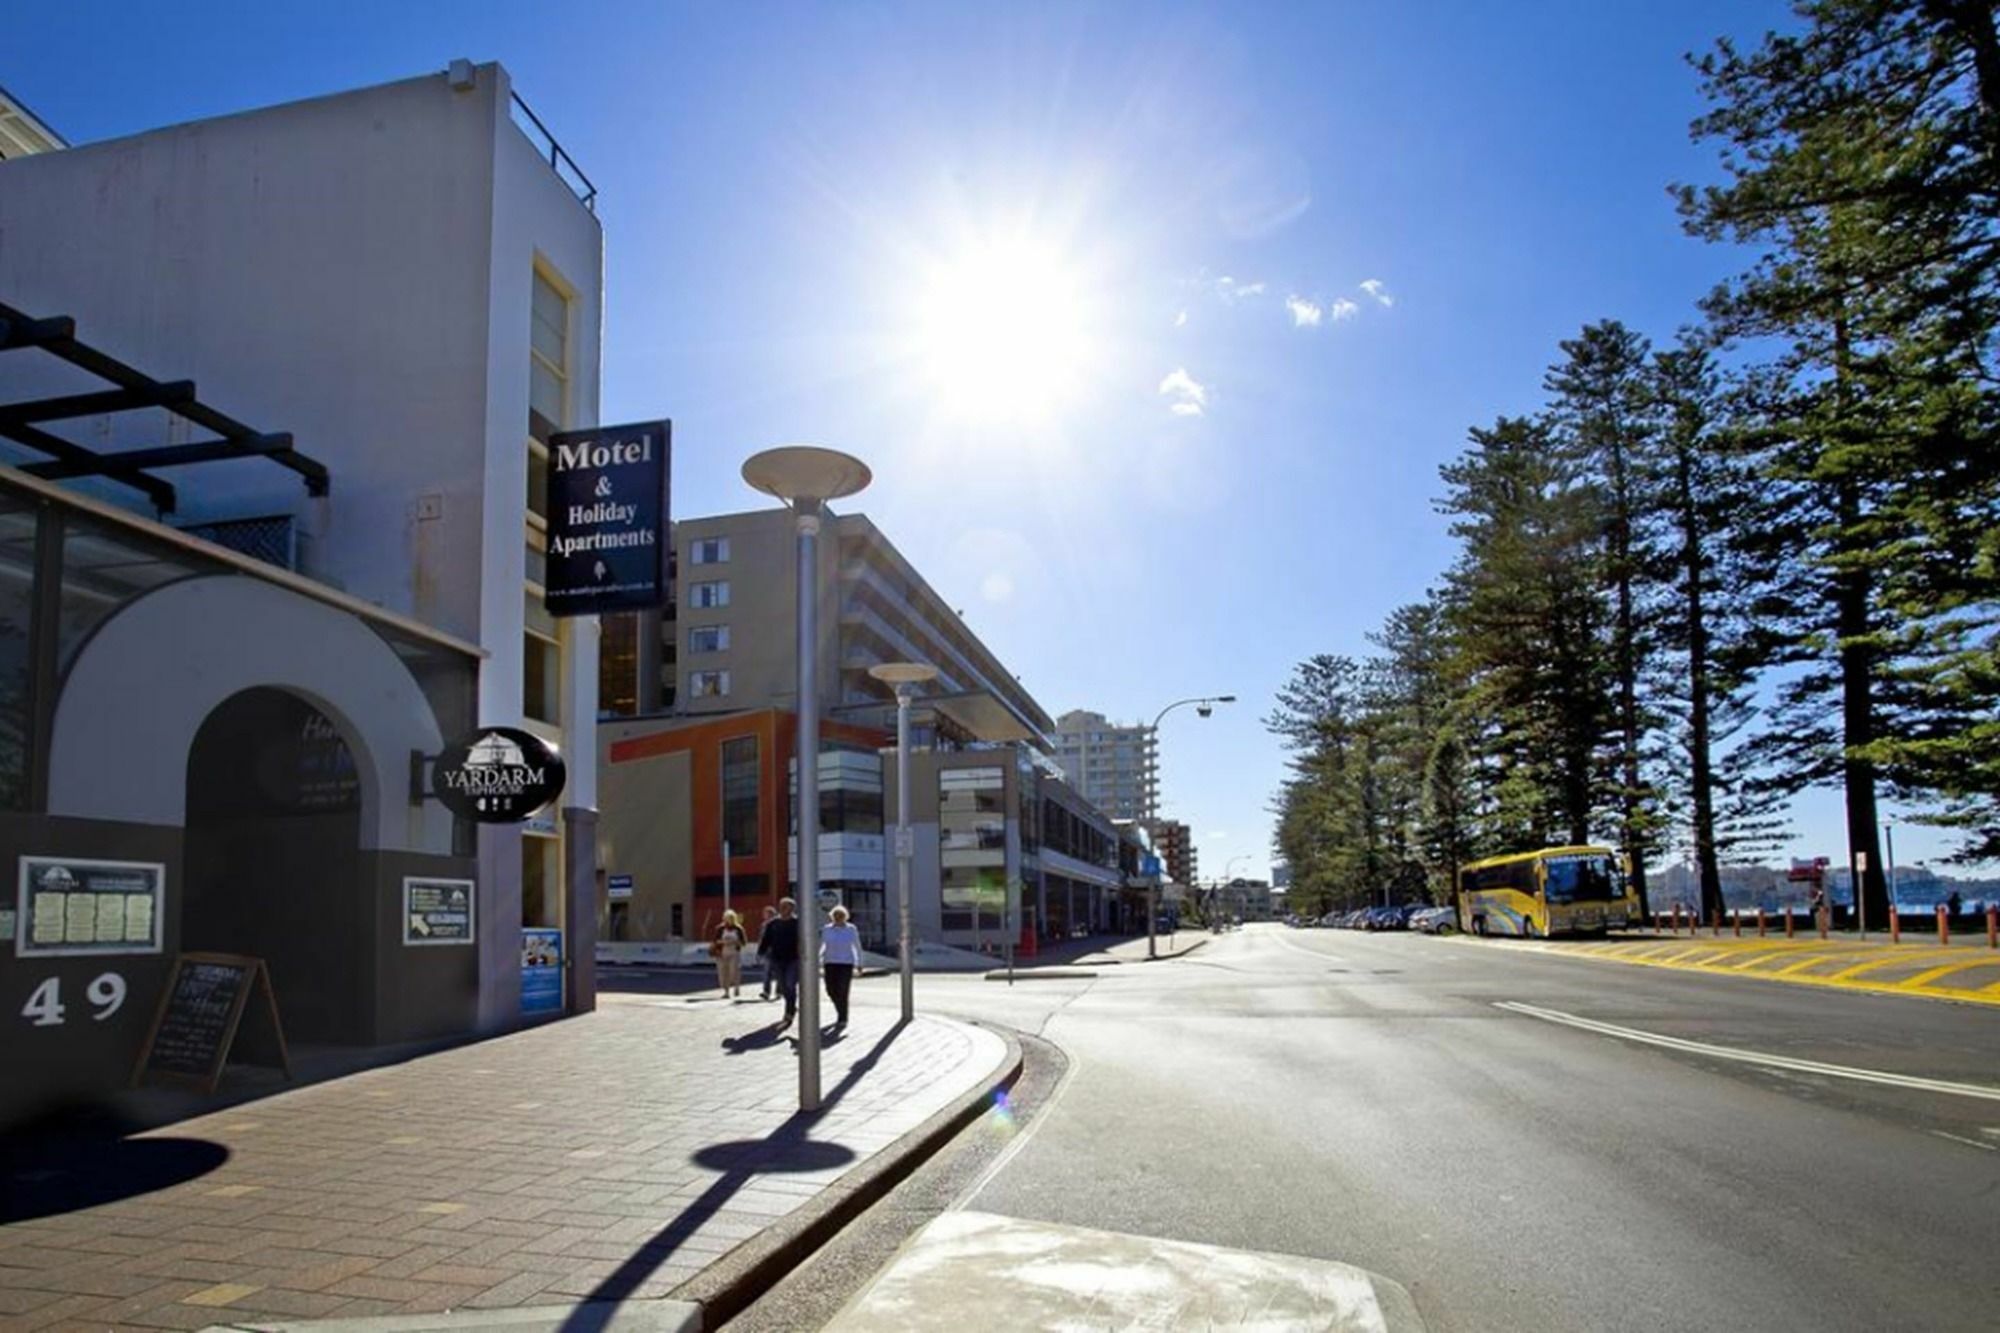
[0,299,330,514]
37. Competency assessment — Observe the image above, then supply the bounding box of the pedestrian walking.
[712,910,746,998]
[763,897,802,1029]
[822,905,861,1029]
[756,905,779,1001]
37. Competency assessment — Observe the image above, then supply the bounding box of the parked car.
[1411,906,1458,934]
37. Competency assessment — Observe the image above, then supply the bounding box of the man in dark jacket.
[761,897,802,1029]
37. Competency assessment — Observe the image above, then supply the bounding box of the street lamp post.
[743,445,872,1114]
[1142,694,1235,957]
[869,661,938,1024]
[1223,853,1250,924]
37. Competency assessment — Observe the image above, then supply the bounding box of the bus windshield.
[1543,854,1619,903]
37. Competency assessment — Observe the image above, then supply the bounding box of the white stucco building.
[0,62,608,1112]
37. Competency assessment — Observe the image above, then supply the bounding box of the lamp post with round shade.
[868,661,938,1023]
[1143,694,1236,956]
[741,445,871,1113]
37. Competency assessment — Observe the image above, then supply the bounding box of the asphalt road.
[829,924,2000,1332]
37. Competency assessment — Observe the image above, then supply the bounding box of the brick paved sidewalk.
[0,997,1005,1331]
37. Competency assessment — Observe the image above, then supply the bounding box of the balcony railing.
[508,91,597,212]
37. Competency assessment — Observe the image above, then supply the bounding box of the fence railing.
[508,91,597,212]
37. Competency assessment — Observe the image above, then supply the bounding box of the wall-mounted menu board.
[17,856,164,957]
[132,953,291,1094]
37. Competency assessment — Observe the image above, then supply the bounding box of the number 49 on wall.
[21,974,126,1026]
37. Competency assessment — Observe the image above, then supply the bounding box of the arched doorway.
[183,688,365,1044]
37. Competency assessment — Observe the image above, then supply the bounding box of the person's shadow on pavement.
[719,1026,786,1056]
[561,1019,912,1333]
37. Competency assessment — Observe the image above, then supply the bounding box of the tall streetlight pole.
[1142,695,1235,954]
[1224,853,1250,921]
[743,445,871,1114]
[870,661,937,1024]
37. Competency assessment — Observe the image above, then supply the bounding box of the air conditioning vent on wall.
[179,514,297,571]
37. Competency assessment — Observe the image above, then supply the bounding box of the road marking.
[1494,1001,2000,1102]
[1932,1131,1999,1153]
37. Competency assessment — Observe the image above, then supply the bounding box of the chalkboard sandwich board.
[132,953,292,1094]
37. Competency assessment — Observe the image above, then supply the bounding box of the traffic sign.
[815,889,841,912]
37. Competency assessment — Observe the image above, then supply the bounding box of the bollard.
[1890,907,1900,944]
[1818,906,1829,940]
[1938,905,1949,946]
[1713,909,1721,938]
[1733,910,1742,937]
[1757,908,1766,938]
[1785,908,1795,939]
[1988,905,1997,949]
[1671,904,1681,936]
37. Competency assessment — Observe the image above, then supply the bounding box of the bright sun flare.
[914,236,1097,427]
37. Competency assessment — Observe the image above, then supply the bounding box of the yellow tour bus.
[1457,845,1632,938]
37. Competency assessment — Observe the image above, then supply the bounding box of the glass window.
[691,669,730,699]
[58,514,215,672]
[0,499,37,811]
[521,833,558,927]
[689,580,730,609]
[524,630,560,722]
[530,270,568,433]
[721,735,759,855]
[598,612,639,718]
[690,537,730,565]
[690,624,730,653]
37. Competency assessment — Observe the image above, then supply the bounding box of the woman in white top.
[713,910,746,998]
[820,905,862,1028]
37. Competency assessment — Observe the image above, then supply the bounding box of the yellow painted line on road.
[1899,960,2000,991]
[1495,1002,2000,1101]
[1452,935,2000,1008]
[1825,956,1922,983]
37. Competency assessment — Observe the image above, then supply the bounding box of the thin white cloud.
[1359,279,1394,308]
[1330,298,1360,321]
[1207,830,1229,840]
[1285,295,1323,328]
[1159,367,1207,417]
[1215,276,1266,302]
[1173,309,1188,329]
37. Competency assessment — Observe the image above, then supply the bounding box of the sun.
[913,233,1099,427]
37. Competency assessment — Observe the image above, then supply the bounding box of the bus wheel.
[1523,919,1537,939]
[1473,916,1487,937]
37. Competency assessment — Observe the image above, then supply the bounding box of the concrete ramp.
[825,1210,1425,1331]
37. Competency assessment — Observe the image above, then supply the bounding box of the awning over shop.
[929,689,1041,745]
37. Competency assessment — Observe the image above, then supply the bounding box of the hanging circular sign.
[432,727,567,823]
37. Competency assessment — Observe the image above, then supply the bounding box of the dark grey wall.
[0,814,184,1129]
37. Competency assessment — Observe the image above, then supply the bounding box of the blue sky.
[12,1,1961,881]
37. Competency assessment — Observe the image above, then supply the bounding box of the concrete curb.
[982,968,1099,981]
[666,1018,1025,1330]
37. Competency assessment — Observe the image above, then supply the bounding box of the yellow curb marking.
[386,1136,422,1145]
[183,1283,262,1307]
[1825,956,1919,983]
[218,1121,262,1132]
[1900,960,2000,990]
[204,1184,262,1198]
[1512,938,2000,1007]
[417,1202,466,1214]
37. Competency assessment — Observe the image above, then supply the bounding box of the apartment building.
[1051,710,1158,823]
[1153,819,1198,890]
[596,506,1124,954]
[0,63,608,1119]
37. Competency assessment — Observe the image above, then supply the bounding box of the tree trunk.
[1832,316,1890,928]
[1608,437,1650,914]
[1678,448,1726,924]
